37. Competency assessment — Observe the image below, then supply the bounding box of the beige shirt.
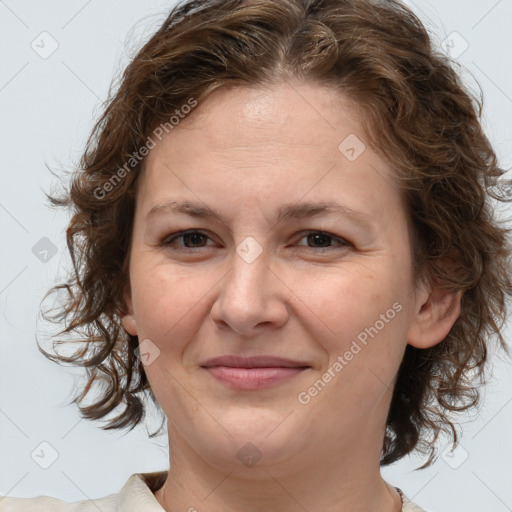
[0,471,426,511]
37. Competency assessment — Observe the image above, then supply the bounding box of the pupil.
[185,233,205,247]
[308,233,330,247]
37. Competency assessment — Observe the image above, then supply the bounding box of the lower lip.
[204,366,308,390]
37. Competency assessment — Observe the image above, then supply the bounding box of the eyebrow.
[146,200,374,229]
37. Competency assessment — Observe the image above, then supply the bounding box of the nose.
[210,245,289,336]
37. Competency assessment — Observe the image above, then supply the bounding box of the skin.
[121,79,462,512]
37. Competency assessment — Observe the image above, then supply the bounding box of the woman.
[2,0,510,510]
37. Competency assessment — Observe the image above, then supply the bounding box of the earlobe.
[407,284,463,349]
[121,313,138,336]
[120,291,138,336]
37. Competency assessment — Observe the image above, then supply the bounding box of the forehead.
[175,80,365,148]
[137,80,403,223]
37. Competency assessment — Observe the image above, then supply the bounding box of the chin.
[193,413,309,473]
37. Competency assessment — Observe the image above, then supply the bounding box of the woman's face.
[122,80,430,474]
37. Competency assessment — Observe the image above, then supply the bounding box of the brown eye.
[163,230,212,250]
[181,232,208,247]
[306,232,332,247]
[296,231,349,249]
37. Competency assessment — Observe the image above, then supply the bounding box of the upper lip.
[201,356,310,369]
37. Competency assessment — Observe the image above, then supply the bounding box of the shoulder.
[396,487,429,512]
[0,494,117,511]
[0,470,168,512]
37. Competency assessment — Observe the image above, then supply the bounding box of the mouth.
[201,356,311,390]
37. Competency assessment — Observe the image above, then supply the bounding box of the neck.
[153,428,402,512]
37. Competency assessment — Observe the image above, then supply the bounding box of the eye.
[295,231,349,250]
[160,229,350,252]
[162,230,214,250]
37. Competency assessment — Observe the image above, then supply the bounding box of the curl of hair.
[40,0,512,465]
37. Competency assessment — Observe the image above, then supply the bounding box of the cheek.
[305,277,409,403]
[296,265,395,340]
[298,262,412,383]
[130,259,214,347]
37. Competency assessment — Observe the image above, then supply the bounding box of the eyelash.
[161,230,350,252]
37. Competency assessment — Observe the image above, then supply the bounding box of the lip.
[201,355,310,368]
[201,356,311,390]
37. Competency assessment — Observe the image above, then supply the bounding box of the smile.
[201,356,311,390]
[203,366,309,390]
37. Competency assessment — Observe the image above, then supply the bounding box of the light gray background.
[0,1,511,511]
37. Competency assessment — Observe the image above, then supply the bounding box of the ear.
[120,287,138,336]
[407,278,463,349]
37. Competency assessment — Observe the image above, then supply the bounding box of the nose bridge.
[211,239,287,333]
[224,241,269,311]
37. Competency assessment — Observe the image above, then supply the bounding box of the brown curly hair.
[40,0,512,467]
